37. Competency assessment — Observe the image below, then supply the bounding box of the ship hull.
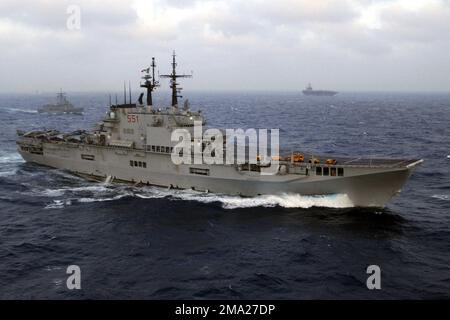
[302,90,338,96]
[37,108,84,115]
[17,143,420,207]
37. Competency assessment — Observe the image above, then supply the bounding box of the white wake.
[30,180,355,210]
[5,107,37,114]
[0,153,24,164]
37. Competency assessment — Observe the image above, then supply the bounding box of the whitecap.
[60,185,112,193]
[432,194,449,201]
[77,193,131,203]
[41,189,65,197]
[45,199,72,209]
[0,169,17,177]
[136,187,354,209]
[42,183,354,210]
[197,193,353,209]
[0,153,24,164]
[5,107,37,114]
[29,184,113,198]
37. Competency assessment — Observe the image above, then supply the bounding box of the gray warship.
[303,83,338,96]
[38,90,83,115]
[17,54,422,207]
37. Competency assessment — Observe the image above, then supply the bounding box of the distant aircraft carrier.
[302,83,338,96]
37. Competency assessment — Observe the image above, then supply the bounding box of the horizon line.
[1,89,450,95]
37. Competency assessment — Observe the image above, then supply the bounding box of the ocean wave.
[0,169,17,177]
[0,153,24,164]
[39,182,354,209]
[78,193,132,203]
[27,184,114,198]
[432,194,449,201]
[135,187,354,209]
[45,199,72,209]
[5,107,37,114]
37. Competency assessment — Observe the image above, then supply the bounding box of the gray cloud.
[0,0,449,92]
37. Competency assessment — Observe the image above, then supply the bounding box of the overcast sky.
[0,0,449,93]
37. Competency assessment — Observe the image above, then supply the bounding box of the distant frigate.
[38,90,83,115]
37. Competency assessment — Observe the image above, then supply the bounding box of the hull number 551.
[127,114,139,123]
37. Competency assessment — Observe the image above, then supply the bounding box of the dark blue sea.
[0,91,449,299]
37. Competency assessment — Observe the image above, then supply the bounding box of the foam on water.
[45,199,72,209]
[38,182,354,209]
[55,185,112,193]
[28,184,114,198]
[78,194,131,203]
[0,169,17,177]
[0,153,23,177]
[135,187,354,209]
[5,107,38,114]
[432,194,449,201]
[0,153,24,164]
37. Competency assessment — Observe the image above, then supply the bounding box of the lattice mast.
[160,51,192,108]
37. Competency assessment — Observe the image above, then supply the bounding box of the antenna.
[115,94,118,105]
[160,51,192,108]
[109,94,112,107]
[129,81,132,105]
[123,81,126,105]
[152,57,157,87]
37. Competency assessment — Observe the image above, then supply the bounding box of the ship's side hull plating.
[18,142,417,207]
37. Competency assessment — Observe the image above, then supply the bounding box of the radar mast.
[160,51,192,108]
[56,88,67,104]
[140,57,160,107]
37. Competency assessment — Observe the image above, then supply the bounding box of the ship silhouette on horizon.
[302,83,338,96]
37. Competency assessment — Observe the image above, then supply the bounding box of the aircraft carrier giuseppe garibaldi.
[17,53,423,207]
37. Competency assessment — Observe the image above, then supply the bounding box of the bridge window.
[338,168,344,176]
[156,146,160,152]
[81,154,95,161]
[316,167,322,175]
[323,167,329,176]
[331,168,337,176]
[131,160,147,168]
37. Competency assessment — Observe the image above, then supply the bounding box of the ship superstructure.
[17,53,422,207]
